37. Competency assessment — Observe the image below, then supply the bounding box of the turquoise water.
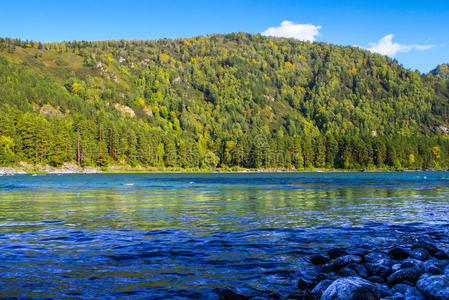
[0,172,448,298]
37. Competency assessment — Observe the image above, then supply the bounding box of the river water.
[0,172,448,298]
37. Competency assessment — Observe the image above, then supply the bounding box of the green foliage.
[430,64,449,79]
[0,34,449,170]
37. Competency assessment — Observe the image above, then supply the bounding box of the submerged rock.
[320,277,379,300]
[416,274,449,299]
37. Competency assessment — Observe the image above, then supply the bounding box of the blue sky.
[1,0,448,72]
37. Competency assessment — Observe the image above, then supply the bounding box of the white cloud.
[367,34,435,56]
[261,20,321,42]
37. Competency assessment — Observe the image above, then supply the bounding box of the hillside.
[1,33,449,170]
[431,64,449,79]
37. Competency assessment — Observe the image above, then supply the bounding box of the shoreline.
[0,165,446,175]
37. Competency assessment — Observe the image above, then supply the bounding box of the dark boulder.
[416,274,449,299]
[219,288,249,300]
[392,264,401,273]
[387,266,424,286]
[364,260,392,278]
[284,291,305,299]
[339,267,359,277]
[327,247,349,259]
[313,272,336,284]
[309,253,330,265]
[382,292,404,299]
[388,248,409,260]
[424,261,442,275]
[297,277,314,290]
[364,251,391,264]
[375,283,393,298]
[320,277,379,300]
[392,283,425,299]
[400,258,425,271]
[412,239,439,255]
[347,263,368,278]
[332,254,363,269]
[369,276,386,284]
[434,250,449,260]
[410,248,430,261]
[310,279,333,299]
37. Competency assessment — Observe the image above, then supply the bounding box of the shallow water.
[0,172,448,298]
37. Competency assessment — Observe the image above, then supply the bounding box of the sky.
[0,0,448,72]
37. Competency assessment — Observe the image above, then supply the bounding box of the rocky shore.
[0,163,101,174]
[220,234,449,300]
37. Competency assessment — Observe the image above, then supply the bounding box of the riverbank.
[0,166,446,175]
[0,163,101,175]
[1,163,447,175]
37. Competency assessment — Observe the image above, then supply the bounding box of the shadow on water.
[0,172,448,298]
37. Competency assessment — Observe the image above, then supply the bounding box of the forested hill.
[1,33,449,170]
[431,64,449,79]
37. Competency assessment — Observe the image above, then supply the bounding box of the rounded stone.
[388,247,409,260]
[332,254,363,269]
[310,279,333,299]
[368,276,386,284]
[416,274,449,299]
[347,263,368,278]
[327,248,349,259]
[410,248,430,261]
[320,277,379,300]
[387,266,424,286]
[310,253,331,265]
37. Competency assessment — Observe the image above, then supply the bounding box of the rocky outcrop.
[40,104,64,118]
[114,103,135,117]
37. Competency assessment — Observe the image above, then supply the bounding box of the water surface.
[0,172,448,298]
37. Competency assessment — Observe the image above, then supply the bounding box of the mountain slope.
[1,33,449,170]
[431,63,449,79]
